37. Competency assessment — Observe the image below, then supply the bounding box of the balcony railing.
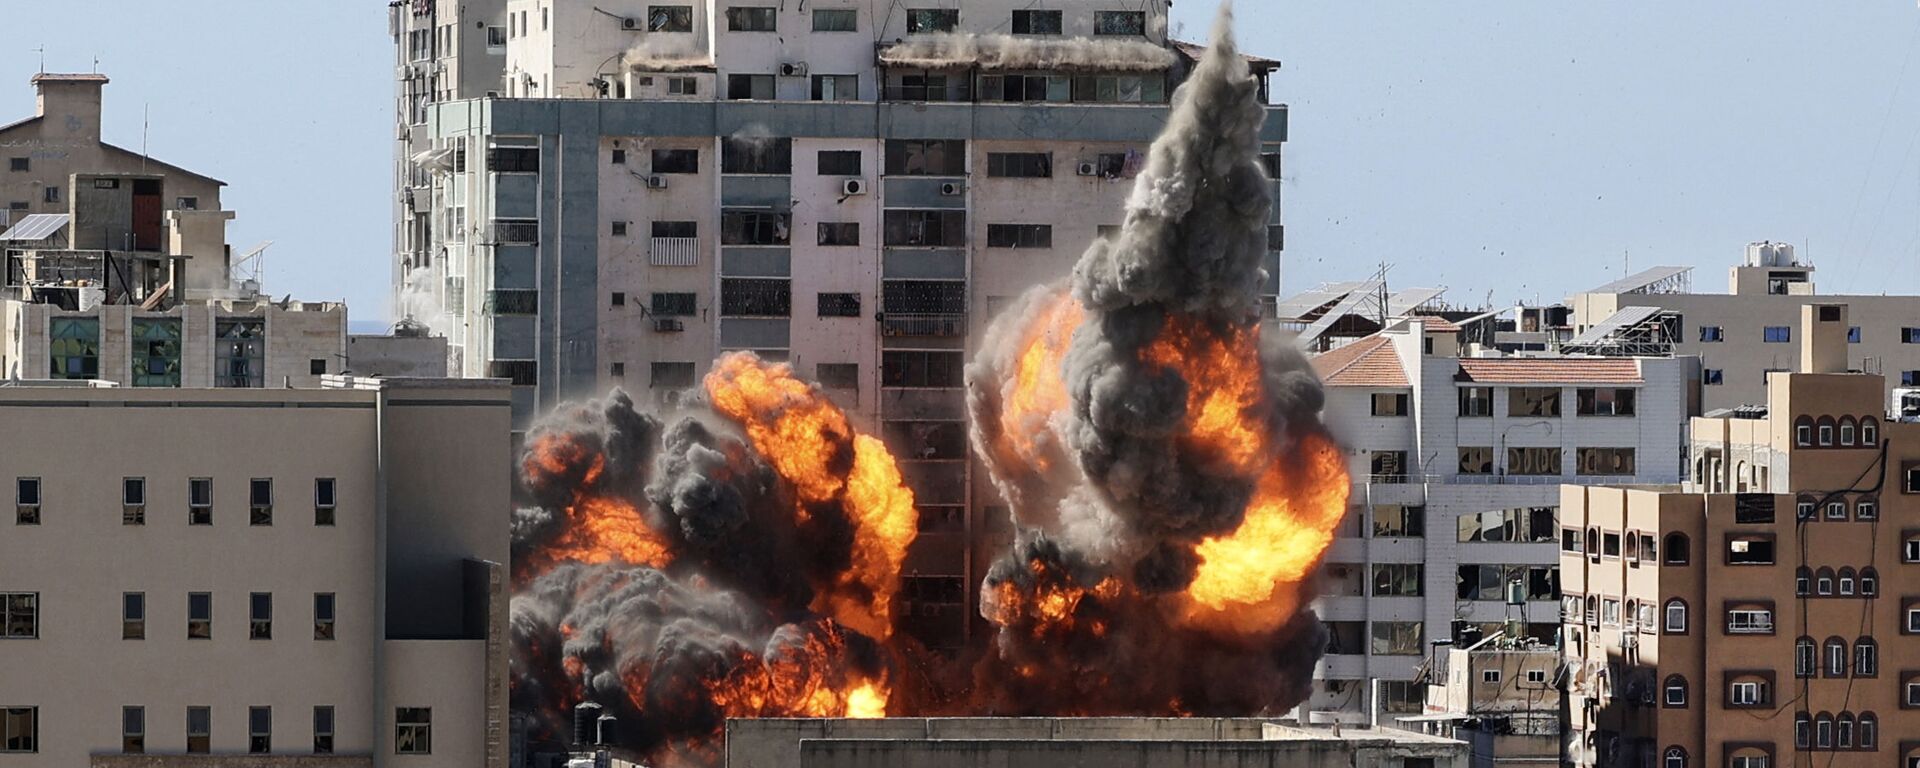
[881,313,966,338]
[1360,473,1671,486]
[650,237,697,267]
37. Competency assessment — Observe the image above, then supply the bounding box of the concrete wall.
[0,78,223,225]
[0,300,346,388]
[346,336,449,378]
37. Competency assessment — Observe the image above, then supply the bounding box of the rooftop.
[1455,357,1644,385]
[31,72,108,85]
[1310,336,1409,388]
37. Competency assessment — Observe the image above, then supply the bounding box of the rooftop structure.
[1416,633,1562,768]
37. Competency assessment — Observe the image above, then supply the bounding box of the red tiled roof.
[1456,358,1642,384]
[1311,336,1409,387]
[1417,316,1460,332]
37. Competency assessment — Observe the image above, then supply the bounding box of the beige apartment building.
[1570,242,1920,412]
[0,72,348,388]
[1562,303,1920,768]
[0,376,511,767]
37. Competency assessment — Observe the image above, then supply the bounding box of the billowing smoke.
[964,4,1348,714]
[396,267,451,335]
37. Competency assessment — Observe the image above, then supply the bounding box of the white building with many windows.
[0,376,511,767]
[1305,319,1696,718]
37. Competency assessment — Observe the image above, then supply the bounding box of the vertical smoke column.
[967,2,1349,714]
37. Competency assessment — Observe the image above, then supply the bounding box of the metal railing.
[1360,473,1670,486]
[881,313,966,338]
[649,237,697,267]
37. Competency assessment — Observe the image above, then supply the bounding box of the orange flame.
[1184,433,1349,631]
[696,623,891,719]
[997,293,1084,471]
[704,353,918,640]
[1141,318,1268,475]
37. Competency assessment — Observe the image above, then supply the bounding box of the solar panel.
[1387,287,1446,315]
[0,214,69,243]
[1564,305,1664,345]
[1585,266,1691,295]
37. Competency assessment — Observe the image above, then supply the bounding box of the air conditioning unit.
[779,61,809,77]
[621,17,642,30]
[1075,162,1099,177]
[939,181,963,196]
[653,317,684,332]
[842,178,867,196]
[646,175,669,189]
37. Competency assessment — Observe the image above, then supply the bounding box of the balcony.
[650,237,697,267]
[881,313,965,338]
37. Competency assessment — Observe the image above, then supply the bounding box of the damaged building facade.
[0,73,346,387]
[390,0,1285,651]
[0,376,511,766]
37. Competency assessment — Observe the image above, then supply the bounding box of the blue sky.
[8,2,1920,322]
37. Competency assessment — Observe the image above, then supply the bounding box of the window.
[1704,369,1724,385]
[1370,451,1407,482]
[1507,387,1561,417]
[1818,417,1835,446]
[315,478,337,526]
[649,148,699,174]
[1370,392,1410,416]
[881,350,963,388]
[879,275,960,316]
[215,319,266,388]
[1663,675,1687,707]
[719,278,791,316]
[1508,447,1562,475]
[720,210,790,245]
[726,6,776,31]
[885,139,967,176]
[1663,747,1686,768]
[1727,534,1775,565]
[1,593,37,638]
[189,478,212,525]
[1796,567,1812,596]
[906,8,958,33]
[884,209,966,246]
[1480,669,1501,684]
[1907,371,1920,387]
[1727,607,1774,634]
[650,222,698,242]
[1728,678,1770,706]
[1458,386,1493,416]
[487,25,507,45]
[818,150,862,176]
[250,478,273,525]
[1457,446,1493,475]
[1011,9,1062,34]
[312,706,335,754]
[813,8,856,31]
[1862,568,1879,596]
[726,73,775,100]
[649,5,693,31]
[818,222,859,246]
[49,317,101,379]
[817,292,862,318]
[1909,464,1920,494]
[1,707,34,753]
[1841,417,1858,446]
[1863,418,1879,446]
[1370,621,1423,655]
[986,224,1053,248]
[987,152,1053,178]
[1662,599,1688,633]
[249,592,272,639]
[396,708,432,754]
[1371,564,1423,596]
[43,185,59,203]
[1371,505,1424,537]
[187,707,210,753]
[1562,528,1583,554]
[1826,637,1848,676]
[1859,712,1877,749]
[611,221,628,237]
[131,317,182,387]
[811,74,858,101]
[1457,507,1557,543]
[1764,326,1792,343]
[1795,637,1816,677]
[1576,447,1636,476]
[1857,638,1878,677]
[1826,501,1847,520]
[816,363,859,392]
[651,292,697,317]
[123,706,144,753]
[1905,327,1920,343]
[249,706,271,753]
[1815,713,1832,748]
[1699,325,1724,342]
[15,478,39,524]
[123,592,144,640]
[651,362,696,389]
[721,137,791,173]
[1577,388,1636,416]
[6,157,24,172]
[188,592,212,639]
[1094,10,1147,35]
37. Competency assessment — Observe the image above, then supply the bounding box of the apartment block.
[1570,241,1920,412]
[0,73,348,387]
[1563,304,1916,768]
[0,376,511,767]
[391,0,1286,651]
[1309,318,1695,719]
[1418,636,1561,768]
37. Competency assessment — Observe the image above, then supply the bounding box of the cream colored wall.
[0,106,223,222]
[380,641,492,767]
[0,300,345,388]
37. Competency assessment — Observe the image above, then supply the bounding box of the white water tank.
[1745,241,1795,267]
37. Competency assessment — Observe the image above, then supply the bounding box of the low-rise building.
[1416,634,1561,768]
[1308,318,1696,718]
[0,376,511,767]
[1562,303,1912,768]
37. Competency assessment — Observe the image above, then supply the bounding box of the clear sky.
[9,2,1920,323]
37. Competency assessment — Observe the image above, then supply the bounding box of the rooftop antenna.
[91,56,99,73]
[32,46,44,74]
[141,104,149,175]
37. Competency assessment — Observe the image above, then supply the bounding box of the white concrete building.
[1306,319,1696,718]
[0,376,511,767]
[1569,241,1920,412]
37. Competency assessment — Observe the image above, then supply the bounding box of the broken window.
[986,224,1053,248]
[1457,446,1494,475]
[48,317,100,380]
[651,148,699,174]
[212,318,266,388]
[131,318,181,387]
[884,139,967,176]
[1325,621,1366,654]
[725,74,775,101]
[1577,387,1636,416]
[881,350,963,388]
[395,708,432,755]
[176,196,198,210]
[720,210,790,245]
[883,210,966,247]
[1094,10,1147,35]
[650,362,696,389]
[720,278,791,316]
[1507,447,1562,475]
[816,363,859,392]
[1371,505,1424,537]
[1011,9,1062,35]
[987,152,1052,178]
[651,292,697,316]
[811,74,858,101]
[648,5,693,32]
[721,136,793,174]
[817,292,862,317]
[882,280,965,315]
[906,8,958,33]
[1576,447,1637,476]
[817,222,859,246]
[1371,564,1423,596]
[883,421,968,460]
[1371,621,1424,655]
[818,150,862,175]
[487,147,539,173]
